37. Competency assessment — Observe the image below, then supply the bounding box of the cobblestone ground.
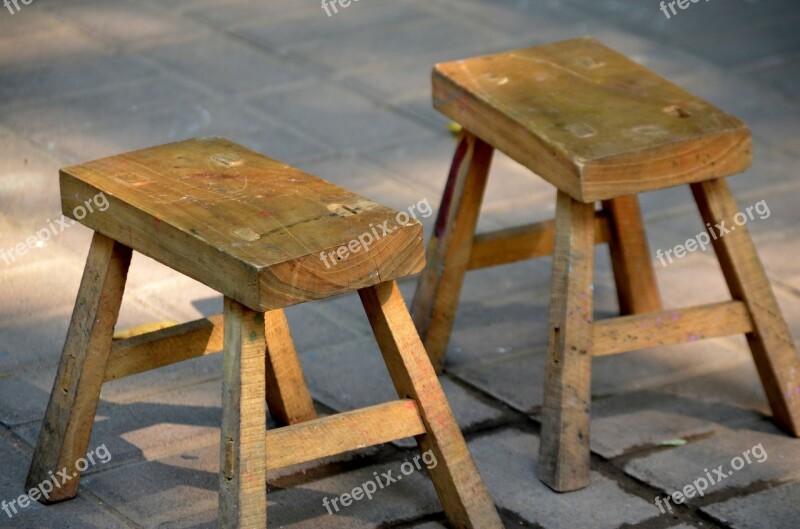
[1,0,799,528]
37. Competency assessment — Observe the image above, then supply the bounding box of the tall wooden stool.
[412,37,800,492]
[26,138,502,528]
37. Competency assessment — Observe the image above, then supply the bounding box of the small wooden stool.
[412,37,800,492]
[27,138,502,528]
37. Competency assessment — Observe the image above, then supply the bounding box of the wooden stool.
[412,37,800,492]
[26,138,502,528]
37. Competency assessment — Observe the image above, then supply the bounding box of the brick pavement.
[1,0,799,527]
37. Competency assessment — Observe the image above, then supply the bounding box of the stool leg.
[691,178,800,435]
[539,191,595,492]
[221,298,267,529]
[602,195,662,315]
[26,232,131,503]
[411,131,493,373]
[263,309,316,425]
[361,281,502,529]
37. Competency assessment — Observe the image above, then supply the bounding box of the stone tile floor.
[1,0,799,527]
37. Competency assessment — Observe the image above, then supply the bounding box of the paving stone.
[265,458,441,528]
[15,378,226,471]
[144,35,311,97]
[315,254,598,372]
[758,232,800,291]
[291,290,376,342]
[744,54,800,100]
[0,311,72,374]
[127,273,222,322]
[0,19,108,71]
[0,370,50,428]
[144,0,234,13]
[429,0,586,42]
[0,53,158,107]
[0,249,161,325]
[1,1,799,528]
[469,428,656,528]
[82,445,220,527]
[288,13,510,75]
[0,429,131,529]
[0,295,163,374]
[83,432,390,528]
[702,480,800,529]
[49,1,208,49]
[292,15,508,75]
[284,302,366,356]
[0,258,86,324]
[185,0,325,28]
[646,176,798,254]
[362,136,552,217]
[248,81,434,152]
[0,350,226,430]
[0,7,66,39]
[647,247,800,344]
[233,0,432,54]
[590,390,763,458]
[64,98,327,164]
[625,427,800,498]
[727,144,800,200]
[300,335,505,439]
[2,73,212,143]
[153,508,217,529]
[0,130,70,221]
[452,338,747,414]
[560,0,800,64]
[679,72,800,149]
[652,359,774,418]
[86,443,439,528]
[385,92,454,133]
[440,250,624,368]
[680,15,800,68]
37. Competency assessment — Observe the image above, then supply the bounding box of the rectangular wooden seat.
[30,138,502,528]
[433,37,752,201]
[60,137,424,311]
[419,38,800,495]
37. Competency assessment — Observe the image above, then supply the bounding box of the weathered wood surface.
[411,132,492,372]
[593,300,753,356]
[27,233,131,503]
[467,213,611,270]
[60,137,425,311]
[106,315,223,381]
[265,399,425,471]
[263,309,316,425]
[220,298,267,529]
[602,195,661,314]
[539,191,595,492]
[433,37,752,201]
[363,281,503,529]
[692,178,800,436]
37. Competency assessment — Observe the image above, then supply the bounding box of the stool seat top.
[433,37,752,201]
[60,137,424,311]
